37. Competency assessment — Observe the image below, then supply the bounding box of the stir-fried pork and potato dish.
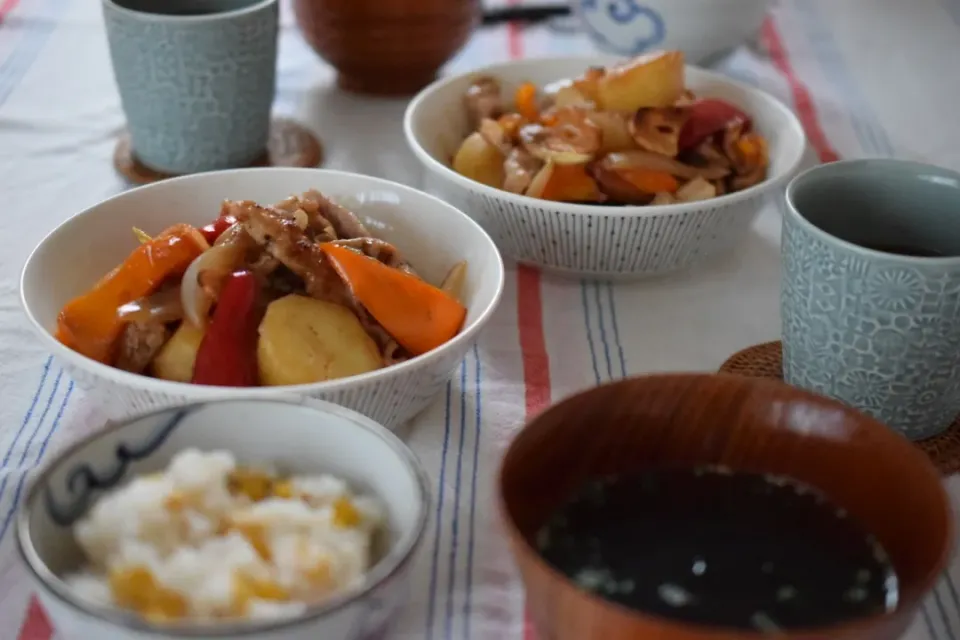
[452,51,770,205]
[55,190,468,387]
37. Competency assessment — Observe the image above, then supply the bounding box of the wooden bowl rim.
[497,372,956,638]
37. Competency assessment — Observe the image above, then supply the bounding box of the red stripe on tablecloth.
[0,0,21,25]
[506,5,551,640]
[517,264,551,419]
[762,17,839,163]
[17,596,53,640]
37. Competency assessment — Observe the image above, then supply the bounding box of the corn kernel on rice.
[65,449,385,623]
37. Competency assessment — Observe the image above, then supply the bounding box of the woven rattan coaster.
[719,340,960,475]
[114,118,323,185]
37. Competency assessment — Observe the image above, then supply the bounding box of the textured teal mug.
[103,0,279,174]
[781,159,960,441]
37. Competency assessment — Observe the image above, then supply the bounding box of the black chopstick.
[481,4,572,26]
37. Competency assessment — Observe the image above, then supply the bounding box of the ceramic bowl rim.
[19,167,505,398]
[402,54,807,219]
[784,157,960,264]
[496,373,955,638]
[16,397,432,636]
[101,0,278,22]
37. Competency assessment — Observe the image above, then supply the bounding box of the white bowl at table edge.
[403,55,807,278]
[19,168,505,429]
[16,397,431,638]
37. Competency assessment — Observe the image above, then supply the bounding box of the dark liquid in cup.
[861,243,944,257]
[537,468,897,632]
[114,0,260,16]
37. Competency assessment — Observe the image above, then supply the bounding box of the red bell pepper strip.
[191,270,261,387]
[678,98,751,151]
[198,214,238,245]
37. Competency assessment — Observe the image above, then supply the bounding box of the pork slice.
[300,189,371,240]
[230,200,348,305]
[116,321,170,374]
[328,238,417,277]
[232,200,400,356]
[465,76,504,126]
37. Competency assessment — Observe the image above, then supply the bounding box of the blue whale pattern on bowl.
[576,0,666,56]
[44,409,191,527]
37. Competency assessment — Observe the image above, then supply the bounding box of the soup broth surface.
[536,467,898,632]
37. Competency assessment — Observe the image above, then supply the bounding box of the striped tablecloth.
[3,0,960,638]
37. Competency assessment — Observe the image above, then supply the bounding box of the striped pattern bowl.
[20,168,504,431]
[404,55,807,279]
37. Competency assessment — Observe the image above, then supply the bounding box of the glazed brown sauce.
[536,468,898,633]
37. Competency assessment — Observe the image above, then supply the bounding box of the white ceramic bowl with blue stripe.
[403,55,806,280]
[16,398,430,639]
[19,168,504,430]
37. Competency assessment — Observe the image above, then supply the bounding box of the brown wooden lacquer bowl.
[293,0,480,96]
[498,373,954,640]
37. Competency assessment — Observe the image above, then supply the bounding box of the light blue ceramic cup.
[781,159,960,441]
[102,0,279,174]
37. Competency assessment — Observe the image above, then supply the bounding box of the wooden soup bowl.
[498,373,954,640]
[293,0,480,96]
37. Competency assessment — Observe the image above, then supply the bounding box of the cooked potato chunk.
[595,51,685,111]
[150,323,205,383]
[452,131,505,188]
[257,295,381,386]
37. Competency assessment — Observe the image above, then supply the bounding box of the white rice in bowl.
[64,448,385,624]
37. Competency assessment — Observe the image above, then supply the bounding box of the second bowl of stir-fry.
[20,168,505,430]
[404,52,806,279]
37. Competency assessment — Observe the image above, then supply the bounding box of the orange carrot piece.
[514,82,539,121]
[56,224,209,364]
[319,244,467,357]
[617,168,679,194]
[540,164,603,202]
[737,133,766,166]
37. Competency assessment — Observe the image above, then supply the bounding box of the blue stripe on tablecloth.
[786,0,896,156]
[0,359,56,527]
[425,381,454,640]
[453,26,511,640]
[0,358,51,474]
[606,285,627,378]
[581,281,602,383]
[937,578,960,640]
[444,357,469,639]
[0,0,66,108]
[462,343,482,639]
[942,0,960,25]
[592,283,615,379]
[0,380,74,542]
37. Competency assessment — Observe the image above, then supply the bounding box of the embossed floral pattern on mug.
[781,160,960,441]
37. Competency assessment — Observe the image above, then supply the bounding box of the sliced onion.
[440,261,468,304]
[117,287,184,324]
[602,150,729,180]
[180,241,248,327]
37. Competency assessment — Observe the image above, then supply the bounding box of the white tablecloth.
[3,0,960,638]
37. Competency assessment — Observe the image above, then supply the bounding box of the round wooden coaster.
[114,118,324,185]
[719,341,960,475]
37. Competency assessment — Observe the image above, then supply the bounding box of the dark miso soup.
[536,468,898,633]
